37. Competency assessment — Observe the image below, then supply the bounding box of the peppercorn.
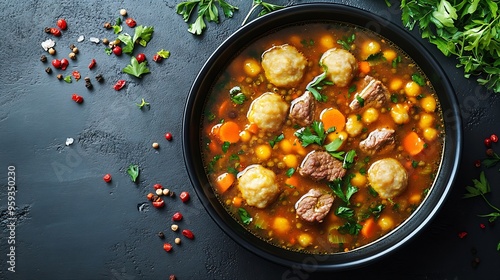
[169,275,176,280]
[171,224,179,232]
[163,243,172,252]
[95,74,104,83]
[69,44,76,50]
[153,184,163,190]
[157,231,165,239]
[162,188,170,196]
[57,74,63,80]
[102,38,109,45]
[486,148,494,157]
[104,22,112,29]
[174,237,181,245]
[120,9,127,16]
[165,132,173,141]
[44,27,51,33]
[146,193,154,201]
[182,229,195,239]
[69,52,76,60]
[172,212,183,221]
[85,82,93,89]
[45,67,52,74]
[40,55,47,62]
[48,48,56,55]
[155,188,163,196]
[113,39,121,46]
[72,47,79,54]
[179,191,190,203]
[152,142,159,149]
[84,77,91,83]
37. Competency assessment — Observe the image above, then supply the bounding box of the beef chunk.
[349,75,390,110]
[295,188,334,223]
[299,151,346,181]
[359,128,396,155]
[289,91,315,127]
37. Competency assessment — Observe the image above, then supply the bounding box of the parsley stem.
[242,3,259,26]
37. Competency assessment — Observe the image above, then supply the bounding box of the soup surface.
[201,22,444,253]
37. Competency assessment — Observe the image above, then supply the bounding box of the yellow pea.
[404,81,421,97]
[243,58,261,77]
[419,113,435,129]
[298,233,313,248]
[383,49,397,61]
[389,78,403,91]
[421,95,437,112]
[361,40,381,59]
[319,35,335,50]
[378,216,394,231]
[423,127,438,141]
[390,103,410,124]
[239,130,251,142]
[283,154,298,168]
[350,172,367,187]
[255,144,272,161]
[409,193,422,204]
[362,108,379,124]
[273,217,291,234]
[279,139,293,154]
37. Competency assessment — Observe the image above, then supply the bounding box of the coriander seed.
[48,48,56,55]
[155,188,163,196]
[162,188,170,196]
[171,224,178,232]
[152,142,159,149]
[69,52,76,60]
[174,237,181,245]
[119,9,127,16]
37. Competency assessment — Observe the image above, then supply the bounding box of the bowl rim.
[182,2,463,271]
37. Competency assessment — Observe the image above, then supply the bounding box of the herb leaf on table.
[176,0,239,35]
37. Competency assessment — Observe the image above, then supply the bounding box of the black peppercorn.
[44,27,51,33]
[57,74,63,80]
[157,231,165,239]
[95,74,104,83]
[104,22,112,29]
[45,67,52,74]
[40,55,47,62]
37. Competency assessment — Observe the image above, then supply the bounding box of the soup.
[200,22,443,254]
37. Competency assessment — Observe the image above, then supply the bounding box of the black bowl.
[182,3,462,270]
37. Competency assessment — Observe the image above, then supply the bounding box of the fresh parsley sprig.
[399,0,500,93]
[176,0,238,35]
[241,0,285,25]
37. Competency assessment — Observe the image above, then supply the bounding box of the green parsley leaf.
[338,221,362,235]
[221,141,230,153]
[306,71,328,102]
[123,57,151,78]
[117,33,134,54]
[64,75,72,83]
[238,207,252,225]
[229,86,246,105]
[127,164,139,182]
[177,0,238,35]
[365,52,386,64]
[324,138,343,153]
[133,25,154,47]
[157,49,171,59]
[337,34,356,50]
[136,98,150,109]
[269,133,284,148]
[285,168,295,178]
[411,73,426,86]
[355,95,365,107]
[464,171,490,198]
[392,55,402,68]
[343,150,357,169]
[335,206,354,219]
[242,0,284,25]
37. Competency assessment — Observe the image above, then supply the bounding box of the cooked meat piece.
[299,151,346,181]
[359,128,396,155]
[261,44,308,88]
[237,164,280,208]
[289,91,315,127]
[320,48,357,87]
[367,158,408,199]
[295,188,334,223]
[247,92,289,132]
[349,75,390,110]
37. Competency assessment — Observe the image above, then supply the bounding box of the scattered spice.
[152,142,159,149]
[458,231,468,239]
[69,52,76,60]
[162,189,170,196]
[179,191,190,203]
[103,174,112,183]
[113,79,126,91]
[71,93,83,104]
[72,70,81,81]
[52,59,61,69]
[41,39,55,51]
[56,18,67,30]
[157,231,165,239]
[182,229,194,239]
[120,8,127,16]
[88,59,96,69]
[172,212,183,221]
[40,55,47,62]
[174,237,181,245]
[95,74,104,83]
[104,22,112,29]
[146,193,154,201]
[153,184,163,190]
[113,46,122,56]
[169,275,176,280]
[125,17,137,28]
[155,188,163,196]
[165,132,173,141]
[57,74,63,80]
[491,134,499,143]
[152,197,165,208]
[171,224,179,232]
[48,48,56,55]
[136,53,146,63]
[64,75,72,83]
[60,58,69,70]
[163,243,173,252]
[50,27,61,37]
[45,67,52,74]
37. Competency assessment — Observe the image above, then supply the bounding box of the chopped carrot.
[361,217,377,239]
[219,121,240,143]
[218,99,231,118]
[216,172,235,193]
[208,140,221,154]
[320,108,346,131]
[285,175,300,188]
[232,196,243,208]
[246,123,259,134]
[358,61,371,74]
[403,131,425,156]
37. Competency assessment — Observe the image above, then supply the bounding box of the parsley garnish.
[338,221,362,235]
[229,86,246,105]
[337,34,356,50]
[342,150,357,169]
[285,168,295,178]
[176,0,239,35]
[355,95,365,107]
[365,52,386,64]
[238,207,252,225]
[328,177,358,206]
[136,98,150,109]
[411,73,426,86]
[117,25,154,54]
[399,0,500,93]
[269,133,284,148]
[127,164,140,182]
[295,121,330,147]
[306,71,328,102]
[157,49,171,59]
[123,57,150,78]
[392,55,402,68]
[335,206,354,219]
[242,0,285,26]
[221,141,230,153]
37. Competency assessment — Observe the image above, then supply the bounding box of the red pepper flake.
[71,94,83,104]
[182,229,194,239]
[172,212,183,221]
[153,183,163,190]
[479,223,486,229]
[88,59,96,69]
[103,173,112,183]
[474,160,481,168]
[163,243,173,252]
[50,27,61,37]
[458,231,468,239]
[113,79,126,91]
[125,18,137,28]
[72,70,81,81]
[152,199,165,208]
[57,19,67,30]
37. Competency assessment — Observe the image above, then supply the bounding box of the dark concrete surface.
[1,0,499,279]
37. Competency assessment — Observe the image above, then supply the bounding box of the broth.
[201,22,444,253]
